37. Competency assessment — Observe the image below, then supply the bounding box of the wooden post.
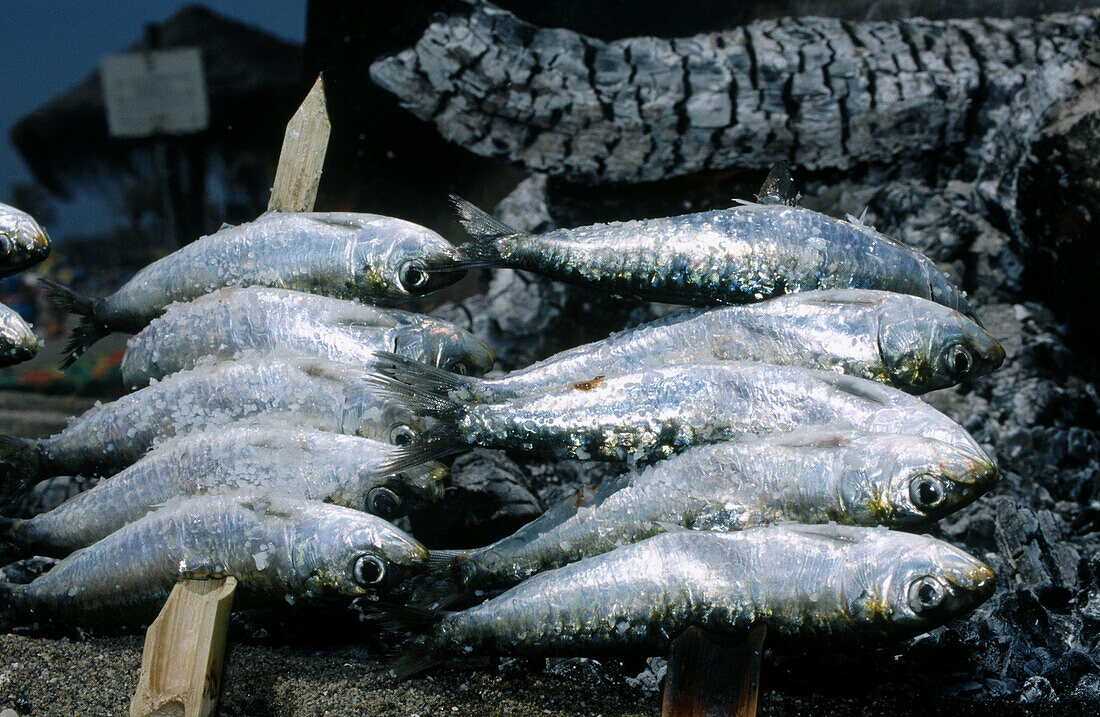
[129,577,238,717]
[661,623,767,717]
[268,74,331,213]
[130,76,332,717]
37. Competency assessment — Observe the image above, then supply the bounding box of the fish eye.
[909,475,946,511]
[353,554,387,587]
[908,576,946,614]
[367,486,403,518]
[399,260,431,293]
[389,424,416,446]
[945,344,974,379]
[0,235,11,257]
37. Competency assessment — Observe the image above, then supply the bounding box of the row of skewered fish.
[0,171,1003,680]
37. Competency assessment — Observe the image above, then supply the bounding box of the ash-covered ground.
[1,173,1097,715]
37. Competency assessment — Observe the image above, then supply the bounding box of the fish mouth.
[945,561,997,606]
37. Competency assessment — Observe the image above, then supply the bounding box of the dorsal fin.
[218,222,236,231]
[783,523,866,543]
[756,161,799,206]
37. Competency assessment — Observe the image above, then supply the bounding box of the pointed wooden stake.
[268,74,331,213]
[131,76,332,717]
[661,623,766,717]
[129,577,238,717]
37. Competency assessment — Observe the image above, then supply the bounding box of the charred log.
[370,2,1099,183]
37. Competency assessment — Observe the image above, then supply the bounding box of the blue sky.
[0,1,306,238]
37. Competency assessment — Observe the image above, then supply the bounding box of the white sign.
[100,48,209,137]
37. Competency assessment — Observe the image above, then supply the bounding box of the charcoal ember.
[407,450,543,548]
[1020,675,1059,703]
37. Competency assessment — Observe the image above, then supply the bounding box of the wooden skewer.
[268,74,331,213]
[130,74,332,717]
[661,623,767,717]
[129,577,237,717]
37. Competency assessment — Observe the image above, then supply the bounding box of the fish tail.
[374,430,465,477]
[362,601,449,680]
[37,278,108,367]
[0,435,40,504]
[371,351,475,396]
[388,641,446,681]
[448,195,515,264]
[426,548,470,574]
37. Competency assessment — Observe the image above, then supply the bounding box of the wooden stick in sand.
[130,73,331,717]
[661,623,767,717]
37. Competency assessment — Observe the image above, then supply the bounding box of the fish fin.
[730,198,758,206]
[36,278,109,368]
[756,161,800,206]
[426,548,470,573]
[371,351,474,396]
[816,373,891,407]
[372,431,465,477]
[218,222,235,231]
[793,292,882,308]
[388,642,446,681]
[783,523,864,543]
[0,436,40,504]
[448,195,514,265]
[411,578,469,611]
[303,214,370,230]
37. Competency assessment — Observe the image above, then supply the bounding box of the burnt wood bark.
[370,2,1100,184]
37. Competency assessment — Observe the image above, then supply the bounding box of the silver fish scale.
[122,286,491,387]
[0,202,50,278]
[456,361,983,461]
[474,289,998,399]
[13,425,444,556]
[36,355,399,477]
[456,431,995,591]
[434,527,994,656]
[0,303,36,366]
[100,212,458,330]
[501,204,971,317]
[5,492,427,625]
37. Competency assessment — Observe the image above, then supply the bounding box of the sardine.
[370,356,989,471]
[0,354,421,499]
[429,430,998,595]
[0,492,429,627]
[0,203,50,278]
[451,196,979,321]
[382,525,995,677]
[411,289,1003,400]
[121,287,494,389]
[1,424,449,558]
[38,211,475,366]
[0,303,37,366]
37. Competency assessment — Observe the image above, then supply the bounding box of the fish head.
[877,298,1005,393]
[839,434,999,527]
[0,308,38,364]
[336,460,448,518]
[319,515,430,597]
[341,383,432,443]
[395,323,495,376]
[837,529,995,640]
[0,204,50,275]
[352,222,467,302]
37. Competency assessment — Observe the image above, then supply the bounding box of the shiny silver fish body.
[445,430,998,592]
[382,359,988,466]
[121,287,494,388]
[458,290,1002,399]
[7,425,448,557]
[0,202,50,277]
[411,526,995,663]
[0,303,37,366]
[98,211,464,333]
[34,354,412,479]
[1,492,429,626]
[456,199,978,320]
